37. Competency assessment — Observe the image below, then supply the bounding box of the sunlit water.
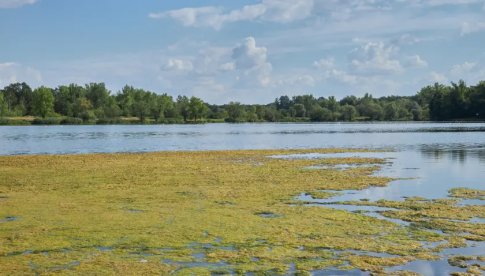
[1,122,484,275]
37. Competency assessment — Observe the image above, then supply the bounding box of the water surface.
[1,122,484,275]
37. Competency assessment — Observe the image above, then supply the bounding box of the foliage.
[1,79,485,124]
[32,86,55,118]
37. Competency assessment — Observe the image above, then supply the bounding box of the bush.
[96,118,123,124]
[0,118,31,125]
[60,117,84,125]
[32,117,62,125]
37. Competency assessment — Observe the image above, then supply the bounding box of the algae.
[0,149,479,274]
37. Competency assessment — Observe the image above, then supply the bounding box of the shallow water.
[1,122,484,275]
[1,122,485,155]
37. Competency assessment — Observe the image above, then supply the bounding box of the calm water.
[1,122,485,155]
[1,122,484,276]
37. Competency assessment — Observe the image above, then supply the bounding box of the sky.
[0,0,484,104]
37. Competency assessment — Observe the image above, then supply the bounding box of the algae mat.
[0,149,469,275]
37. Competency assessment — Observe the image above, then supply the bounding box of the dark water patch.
[125,208,146,213]
[304,163,380,171]
[469,217,485,224]
[458,199,485,206]
[255,212,282,218]
[50,261,81,272]
[0,216,18,223]
[96,246,113,252]
[312,268,370,275]
[387,259,466,275]
[339,250,400,258]
[441,242,485,256]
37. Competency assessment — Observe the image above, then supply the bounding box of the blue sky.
[1,0,484,103]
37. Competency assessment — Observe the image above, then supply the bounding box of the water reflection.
[1,123,485,156]
[419,144,485,164]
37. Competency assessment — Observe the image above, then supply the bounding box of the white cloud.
[450,61,477,76]
[404,55,428,68]
[349,41,403,75]
[313,58,335,70]
[162,58,194,72]
[460,21,485,35]
[429,71,448,83]
[0,0,36,8]
[0,62,42,87]
[262,0,314,23]
[150,0,314,29]
[149,5,265,30]
[231,37,272,86]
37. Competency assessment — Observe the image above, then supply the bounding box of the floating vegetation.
[449,188,485,200]
[0,149,483,274]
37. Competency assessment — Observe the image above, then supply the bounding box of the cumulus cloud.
[313,58,335,70]
[231,37,272,86]
[162,58,194,72]
[404,55,428,68]
[149,5,265,30]
[149,0,314,29]
[0,62,42,87]
[349,41,403,75]
[429,71,448,83]
[450,61,477,76]
[0,0,36,8]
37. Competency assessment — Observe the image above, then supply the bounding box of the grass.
[0,149,480,275]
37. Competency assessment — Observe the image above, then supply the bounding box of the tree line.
[0,80,484,125]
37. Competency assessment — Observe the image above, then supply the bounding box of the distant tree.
[384,102,399,121]
[245,106,258,122]
[293,103,306,117]
[133,90,151,122]
[176,96,190,122]
[32,87,55,118]
[226,102,245,122]
[151,93,175,122]
[102,96,121,119]
[2,82,32,115]
[469,81,485,119]
[357,101,383,120]
[340,105,357,121]
[0,92,7,117]
[340,95,358,106]
[310,106,333,121]
[72,97,93,120]
[275,95,291,110]
[188,96,208,122]
[85,83,109,109]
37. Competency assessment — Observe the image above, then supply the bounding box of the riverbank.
[2,116,485,126]
[0,149,483,275]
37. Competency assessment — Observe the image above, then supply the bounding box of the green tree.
[340,105,357,121]
[176,96,190,122]
[226,102,245,122]
[384,102,399,121]
[0,92,7,117]
[2,82,32,115]
[293,103,306,117]
[32,87,55,118]
[188,96,208,122]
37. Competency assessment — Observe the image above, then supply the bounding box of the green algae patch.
[0,149,446,274]
[449,188,485,200]
[337,193,485,245]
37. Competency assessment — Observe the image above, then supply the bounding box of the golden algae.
[0,149,477,274]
